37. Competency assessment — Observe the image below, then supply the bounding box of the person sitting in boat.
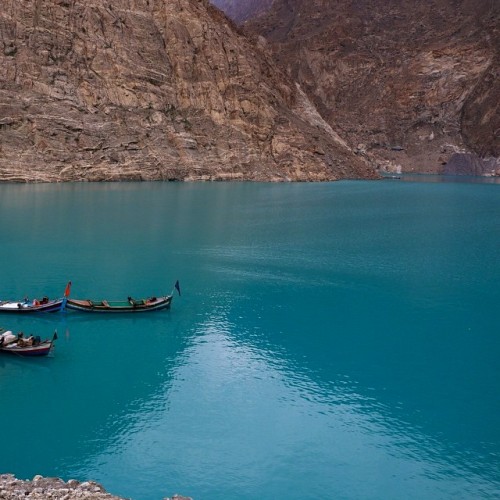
[33,298,40,306]
[41,296,49,304]
[17,333,35,347]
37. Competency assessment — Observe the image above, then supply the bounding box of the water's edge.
[0,474,190,500]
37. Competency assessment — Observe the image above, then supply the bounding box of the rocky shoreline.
[0,474,191,500]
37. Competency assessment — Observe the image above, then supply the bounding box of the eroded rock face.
[210,0,273,24]
[243,0,499,174]
[0,0,376,182]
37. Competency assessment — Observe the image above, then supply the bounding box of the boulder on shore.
[0,474,192,500]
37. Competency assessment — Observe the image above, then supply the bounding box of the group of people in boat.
[128,296,157,306]
[32,296,50,306]
[14,296,50,308]
[0,331,41,347]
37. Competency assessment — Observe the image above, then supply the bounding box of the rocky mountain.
[0,0,376,182]
[210,0,273,24]
[241,0,499,175]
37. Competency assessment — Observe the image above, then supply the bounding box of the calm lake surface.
[0,180,499,500]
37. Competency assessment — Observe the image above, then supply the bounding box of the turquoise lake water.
[0,179,499,499]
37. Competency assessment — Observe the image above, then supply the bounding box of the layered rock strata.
[210,0,273,24]
[0,0,376,182]
[242,0,499,175]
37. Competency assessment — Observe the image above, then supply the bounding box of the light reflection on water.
[62,304,500,499]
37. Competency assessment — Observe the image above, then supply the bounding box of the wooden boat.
[66,281,180,313]
[0,297,66,313]
[0,282,71,313]
[0,329,57,357]
[67,295,173,312]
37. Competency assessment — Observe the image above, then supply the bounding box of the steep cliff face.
[0,0,376,182]
[243,0,499,174]
[210,0,273,24]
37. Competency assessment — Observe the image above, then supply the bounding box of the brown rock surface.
[210,0,273,24]
[242,0,499,175]
[0,0,376,182]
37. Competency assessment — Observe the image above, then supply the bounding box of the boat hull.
[66,295,172,313]
[0,341,53,357]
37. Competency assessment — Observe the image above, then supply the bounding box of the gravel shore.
[0,474,191,500]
